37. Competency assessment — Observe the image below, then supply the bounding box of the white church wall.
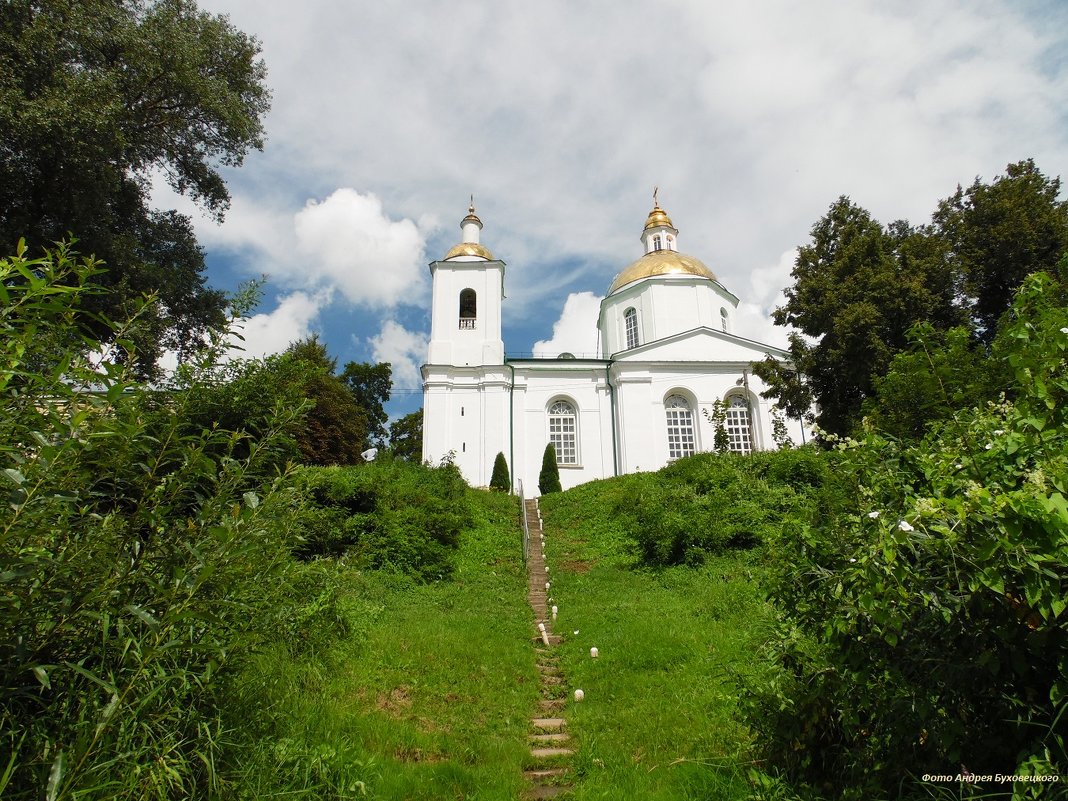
[510,364,612,494]
[421,202,815,496]
[427,259,505,366]
[421,366,510,487]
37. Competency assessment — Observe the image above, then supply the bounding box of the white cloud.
[229,290,327,359]
[532,292,603,358]
[732,249,797,349]
[367,319,428,390]
[179,0,1066,361]
[293,189,428,307]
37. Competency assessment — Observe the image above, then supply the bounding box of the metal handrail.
[518,479,529,567]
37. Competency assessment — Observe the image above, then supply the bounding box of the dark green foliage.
[626,448,830,567]
[284,337,368,465]
[934,158,1068,342]
[176,335,369,470]
[0,0,270,375]
[704,400,731,453]
[341,361,392,447]
[0,245,344,799]
[539,443,562,494]
[863,322,1003,441]
[294,460,471,581]
[743,270,1068,798]
[388,409,423,462]
[490,451,510,492]
[760,197,960,436]
[760,161,1067,438]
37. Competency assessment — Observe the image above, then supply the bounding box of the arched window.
[548,399,578,465]
[458,289,476,329]
[624,307,639,349]
[652,234,663,251]
[664,394,696,460]
[720,307,729,333]
[725,394,752,454]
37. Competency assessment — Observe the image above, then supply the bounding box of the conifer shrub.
[742,268,1068,798]
[490,451,510,491]
[539,443,562,494]
[294,459,471,580]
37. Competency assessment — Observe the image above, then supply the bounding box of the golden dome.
[608,250,717,294]
[643,205,676,231]
[444,242,494,260]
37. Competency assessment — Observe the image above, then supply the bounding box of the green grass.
[223,468,783,800]
[540,477,772,800]
[226,490,537,800]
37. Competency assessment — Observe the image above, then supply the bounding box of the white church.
[420,198,806,494]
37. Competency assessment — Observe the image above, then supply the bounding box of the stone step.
[530,732,570,744]
[538,698,565,712]
[531,717,566,730]
[529,747,573,759]
[524,767,568,781]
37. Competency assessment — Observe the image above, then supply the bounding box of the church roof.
[643,204,676,231]
[608,250,718,294]
[444,242,495,260]
[443,200,494,260]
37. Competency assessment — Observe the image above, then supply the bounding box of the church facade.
[420,200,806,494]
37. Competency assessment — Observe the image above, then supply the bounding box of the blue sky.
[153,1,1068,423]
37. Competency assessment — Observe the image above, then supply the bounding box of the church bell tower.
[421,202,510,486]
[426,202,506,367]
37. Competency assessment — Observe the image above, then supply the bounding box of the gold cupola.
[444,199,494,260]
[643,204,675,231]
[608,192,717,294]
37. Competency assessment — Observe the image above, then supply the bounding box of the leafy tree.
[0,0,270,374]
[758,197,960,435]
[862,322,1001,440]
[934,159,1068,341]
[538,444,562,495]
[177,335,368,469]
[285,337,368,466]
[703,400,730,453]
[490,451,510,492]
[341,361,392,447]
[388,409,423,462]
[744,268,1068,797]
[770,408,793,449]
[760,162,1067,438]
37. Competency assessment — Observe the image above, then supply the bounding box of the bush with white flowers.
[743,270,1068,799]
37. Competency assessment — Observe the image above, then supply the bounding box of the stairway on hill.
[523,498,573,799]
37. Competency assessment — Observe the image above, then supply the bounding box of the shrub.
[539,443,562,494]
[490,451,510,492]
[0,244,331,799]
[742,269,1068,798]
[626,449,829,567]
[294,460,471,580]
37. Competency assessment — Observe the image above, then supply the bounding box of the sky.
[154,0,1068,423]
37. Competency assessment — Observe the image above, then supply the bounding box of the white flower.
[867,511,880,519]
[1060,327,1068,334]
[849,558,857,563]
[898,520,915,532]
[956,463,963,469]
[993,429,1004,435]
[985,443,993,450]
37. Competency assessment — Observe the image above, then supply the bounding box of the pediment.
[610,326,790,364]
